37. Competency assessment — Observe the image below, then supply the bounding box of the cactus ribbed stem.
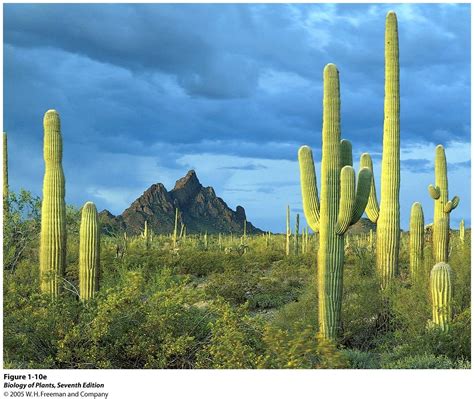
[340,139,353,167]
[430,262,453,332]
[429,145,459,263]
[298,64,372,340]
[40,110,66,297]
[376,11,401,288]
[409,202,424,279]
[79,202,100,301]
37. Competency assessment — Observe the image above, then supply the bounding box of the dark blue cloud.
[3,3,470,231]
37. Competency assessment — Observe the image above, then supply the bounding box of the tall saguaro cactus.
[79,201,100,301]
[298,64,372,340]
[429,145,459,263]
[430,262,453,332]
[409,202,424,279]
[359,11,400,288]
[40,110,66,297]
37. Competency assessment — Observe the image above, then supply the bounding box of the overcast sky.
[3,3,470,232]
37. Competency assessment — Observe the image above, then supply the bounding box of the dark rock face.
[346,218,377,235]
[100,170,262,235]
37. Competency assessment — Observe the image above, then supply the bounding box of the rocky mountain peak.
[171,170,202,206]
[99,170,262,235]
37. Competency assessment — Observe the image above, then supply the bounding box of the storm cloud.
[3,3,470,231]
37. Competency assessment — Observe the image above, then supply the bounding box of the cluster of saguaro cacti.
[285,205,291,256]
[40,110,67,297]
[79,202,100,300]
[298,63,372,340]
[409,202,424,279]
[359,11,401,289]
[430,262,453,332]
[3,132,8,217]
[429,145,459,263]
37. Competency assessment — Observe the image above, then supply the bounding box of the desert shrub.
[3,189,41,272]
[341,265,384,350]
[382,353,470,369]
[261,322,348,369]
[342,349,380,369]
[196,300,265,368]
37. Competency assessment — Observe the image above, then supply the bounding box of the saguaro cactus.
[286,205,291,256]
[294,213,300,255]
[79,201,100,300]
[142,220,150,250]
[298,64,372,340]
[430,262,453,332]
[173,208,179,248]
[429,145,459,263]
[459,219,465,245]
[409,202,424,279]
[3,132,8,216]
[40,110,66,297]
[359,11,400,288]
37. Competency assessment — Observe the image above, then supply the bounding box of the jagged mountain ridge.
[99,170,262,235]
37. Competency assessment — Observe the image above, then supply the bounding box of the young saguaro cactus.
[298,64,372,341]
[359,11,400,288]
[286,205,291,256]
[79,201,100,301]
[3,132,8,216]
[429,145,459,263]
[294,213,300,255]
[430,262,453,332]
[459,219,465,244]
[409,202,424,279]
[40,110,66,297]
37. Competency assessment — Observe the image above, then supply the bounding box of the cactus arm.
[298,145,320,232]
[350,167,373,225]
[359,153,380,223]
[335,166,355,235]
[428,184,440,200]
[340,139,353,167]
[444,196,460,213]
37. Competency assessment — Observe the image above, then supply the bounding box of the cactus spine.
[298,64,372,340]
[430,262,453,332]
[79,201,100,300]
[360,11,400,288]
[3,132,8,217]
[429,145,459,263]
[286,205,291,256]
[409,202,424,279]
[40,110,66,297]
